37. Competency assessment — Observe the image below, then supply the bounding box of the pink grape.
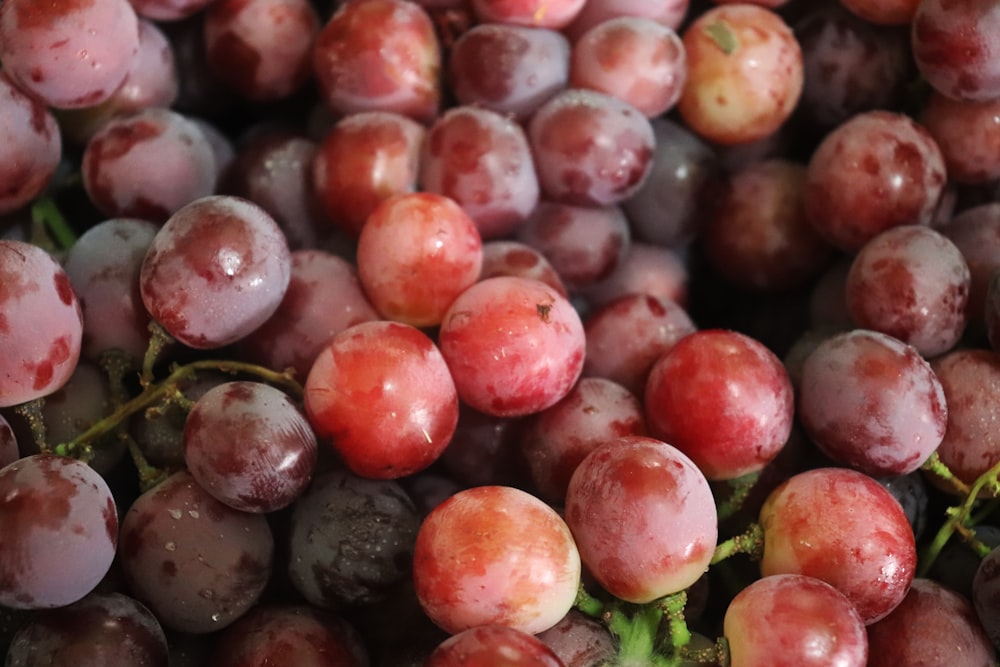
[911,0,1000,102]
[479,240,569,298]
[438,276,586,417]
[724,574,868,667]
[0,72,62,216]
[759,467,917,624]
[413,485,581,635]
[426,625,566,666]
[470,0,586,28]
[0,240,83,408]
[565,435,718,603]
[0,0,140,109]
[139,195,292,350]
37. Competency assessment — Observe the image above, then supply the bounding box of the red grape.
[438,276,586,417]
[426,624,566,666]
[479,240,569,298]
[0,71,62,216]
[304,320,458,479]
[564,0,689,40]
[578,242,689,311]
[413,485,581,634]
[470,0,586,28]
[921,92,1000,185]
[565,435,718,603]
[911,0,1000,102]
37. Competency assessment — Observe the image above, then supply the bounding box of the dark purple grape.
[118,471,274,634]
[5,592,168,667]
[876,472,929,540]
[207,605,369,666]
[139,195,292,350]
[0,454,117,609]
[534,610,617,667]
[287,468,420,608]
[63,218,159,366]
[184,381,317,513]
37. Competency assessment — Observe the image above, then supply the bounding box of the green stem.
[122,432,169,492]
[921,451,970,496]
[30,197,76,251]
[716,471,760,521]
[659,591,691,652]
[711,523,764,565]
[918,457,1000,577]
[608,604,672,667]
[574,582,605,618]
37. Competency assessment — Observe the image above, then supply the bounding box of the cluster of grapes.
[1,0,1000,664]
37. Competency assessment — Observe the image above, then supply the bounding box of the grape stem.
[921,451,970,496]
[715,471,761,521]
[711,522,764,565]
[917,456,1000,577]
[30,197,77,252]
[51,358,305,461]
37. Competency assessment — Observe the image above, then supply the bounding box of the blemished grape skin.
[0,240,84,408]
[797,329,946,477]
[723,574,868,667]
[535,609,616,667]
[870,578,996,667]
[81,107,218,223]
[759,467,918,625]
[0,455,118,610]
[130,0,217,21]
[0,0,140,109]
[564,0,689,40]
[479,240,570,298]
[911,0,1000,103]
[5,592,169,667]
[0,71,62,216]
[203,0,320,102]
[118,471,274,634]
[63,217,159,366]
[470,0,586,29]
[922,93,1000,185]
[287,469,421,609]
[413,485,582,635]
[438,276,586,417]
[183,381,318,513]
[139,195,292,350]
[845,225,970,358]
[564,436,718,604]
[528,88,656,207]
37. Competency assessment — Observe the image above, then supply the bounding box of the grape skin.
[0,72,62,216]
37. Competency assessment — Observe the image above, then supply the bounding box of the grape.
[803,110,947,253]
[516,201,630,291]
[0,0,140,109]
[304,320,458,479]
[570,16,686,119]
[5,591,168,667]
[759,467,917,624]
[426,625,566,666]
[535,609,616,667]
[236,249,380,382]
[0,240,84,408]
[793,3,911,129]
[447,24,570,121]
[723,574,867,667]
[0,454,117,609]
[438,276,586,417]
[420,105,540,240]
[623,117,720,248]
[677,4,803,145]
[413,485,581,634]
[521,376,647,503]
[911,0,1000,102]
[480,240,570,298]
[129,0,217,21]
[312,0,441,123]
[312,110,425,238]
[218,129,324,250]
[922,92,1000,185]
[582,293,697,397]
[470,0,586,28]
[839,0,919,24]
[139,195,292,349]
[183,381,317,513]
[645,329,795,481]
[845,225,970,357]
[287,468,420,608]
[929,348,1000,490]
[871,578,995,666]
[527,88,655,207]
[797,329,946,476]
[0,415,18,468]
[0,72,62,216]
[204,0,320,101]
[207,605,369,666]
[877,472,929,540]
[578,241,689,311]
[700,158,835,292]
[438,404,528,488]
[81,107,218,223]
[63,217,158,365]
[118,470,274,634]
[564,0,689,40]
[940,202,1000,326]
[565,435,718,603]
